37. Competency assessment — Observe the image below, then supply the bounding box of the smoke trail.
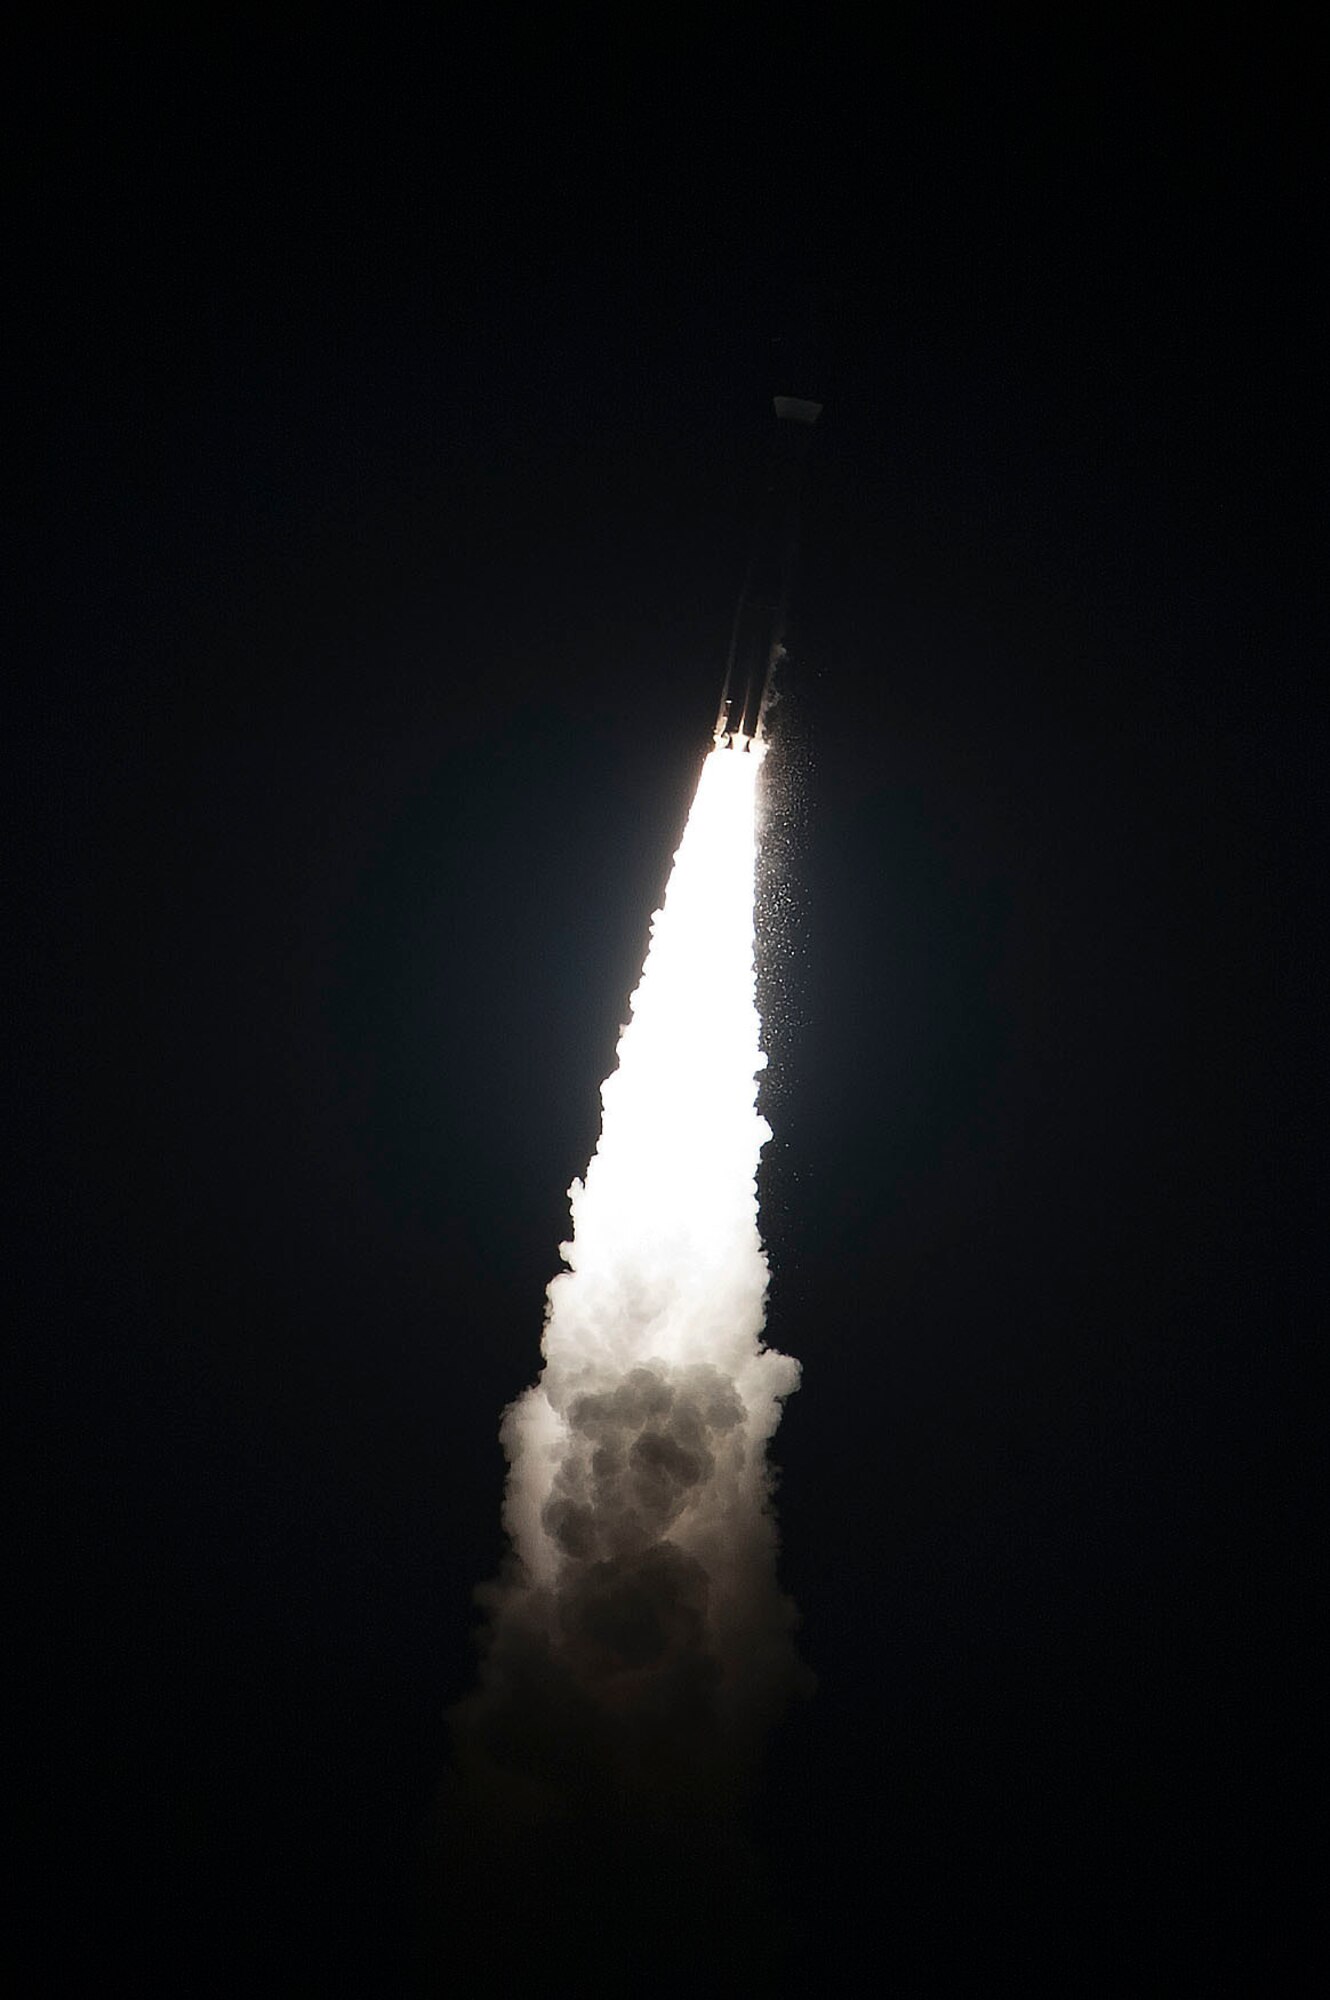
[453,741,802,1820]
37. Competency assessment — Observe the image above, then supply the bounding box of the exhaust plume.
[453,740,802,1818]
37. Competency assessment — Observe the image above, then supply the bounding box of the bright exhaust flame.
[458,740,801,1806]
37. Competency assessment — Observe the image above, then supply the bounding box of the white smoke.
[454,741,802,1816]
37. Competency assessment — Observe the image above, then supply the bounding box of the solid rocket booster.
[714,395,822,749]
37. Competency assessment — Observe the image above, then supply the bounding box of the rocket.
[713,395,822,750]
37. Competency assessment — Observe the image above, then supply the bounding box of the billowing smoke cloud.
[451,743,803,1823]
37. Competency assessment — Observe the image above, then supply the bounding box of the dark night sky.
[12,17,1321,1993]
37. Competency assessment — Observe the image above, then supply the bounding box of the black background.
[13,17,1320,1993]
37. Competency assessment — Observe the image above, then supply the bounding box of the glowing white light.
[501,741,799,1602]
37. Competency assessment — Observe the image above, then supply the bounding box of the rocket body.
[713,395,821,749]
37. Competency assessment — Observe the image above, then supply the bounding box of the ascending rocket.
[713,395,822,751]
